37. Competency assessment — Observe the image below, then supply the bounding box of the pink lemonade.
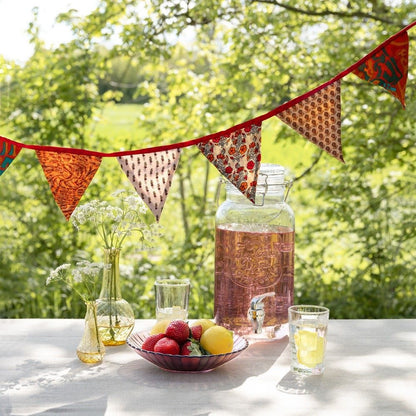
[214,225,294,336]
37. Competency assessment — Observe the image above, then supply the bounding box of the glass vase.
[77,301,105,363]
[96,248,135,345]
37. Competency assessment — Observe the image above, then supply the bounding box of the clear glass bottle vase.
[77,301,105,363]
[96,248,135,345]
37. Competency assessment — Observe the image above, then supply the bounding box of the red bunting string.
[1,20,415,159]
[1,22,415,220]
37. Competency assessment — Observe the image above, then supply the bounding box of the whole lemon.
[150,319,171,335]
[190,319,216,334]
[200,325,234,355]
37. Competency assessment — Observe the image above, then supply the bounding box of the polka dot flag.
[117,149,181,222]
[276,80,344,163]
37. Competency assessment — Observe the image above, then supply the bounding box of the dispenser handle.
[248,292,276,334]
[250,292,275,310]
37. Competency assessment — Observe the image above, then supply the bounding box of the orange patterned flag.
[198,123,262,203]
[117,149,181,222]
[0,137,22,177]
[277,81,344,163]
[353,32,408,108]
[36,150,102,220]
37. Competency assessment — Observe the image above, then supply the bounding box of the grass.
[92,103,146,142]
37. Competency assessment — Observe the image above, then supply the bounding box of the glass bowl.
[127,330,249,372]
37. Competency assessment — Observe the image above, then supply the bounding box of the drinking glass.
[288,305,329,375]
[154,279,190,321]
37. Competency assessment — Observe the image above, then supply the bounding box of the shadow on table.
[275,320,416,415]
[119,335,289,392]
[0,358,109,416]
[24,396,108,416]
[276,371,323,395]
[0,396,107,416]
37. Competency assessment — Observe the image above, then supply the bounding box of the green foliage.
[1,0,415,319]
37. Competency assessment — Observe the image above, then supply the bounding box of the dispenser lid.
[257,164,286,186]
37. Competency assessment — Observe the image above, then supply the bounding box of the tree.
[1,0,415,318]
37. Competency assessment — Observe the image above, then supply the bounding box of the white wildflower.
[72,269,83,283]
[46,263,71,285]
[46,261,106,302]
[70,190,159,249]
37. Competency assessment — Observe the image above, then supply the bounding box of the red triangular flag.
[198,123,262,203]
[36,150,102,220]
[353,32,408,108]
[0,137,22,177]
[117,149,181,222]
[277,81,344,163]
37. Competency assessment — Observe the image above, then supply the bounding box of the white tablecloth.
[1,319,415,415]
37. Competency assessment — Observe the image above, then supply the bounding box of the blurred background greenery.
[0,0,415,319]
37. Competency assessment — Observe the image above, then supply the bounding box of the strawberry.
[180,341,192,356]
[141,333,165,352]
[180,340,203,356]
[190,324,202,341]
[165,320,190,344]
[154,337,180,355]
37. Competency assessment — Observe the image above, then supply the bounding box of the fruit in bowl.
[127,319,249,372]
[144,319,234,356]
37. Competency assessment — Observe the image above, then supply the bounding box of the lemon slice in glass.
[294,330,325,368]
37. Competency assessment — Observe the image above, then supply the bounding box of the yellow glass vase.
[77,301,105,363]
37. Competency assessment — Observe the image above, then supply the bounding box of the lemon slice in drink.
[294,330,325,368]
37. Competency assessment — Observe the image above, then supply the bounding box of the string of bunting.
[1,21,414,221]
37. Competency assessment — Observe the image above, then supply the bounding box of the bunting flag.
[352,32,409,108]
[198,123,262,203]
[276,80,344,163]
[36,150,102,220]
[117,149,181,221]
[1,23,415,219]
[0,137,22,176]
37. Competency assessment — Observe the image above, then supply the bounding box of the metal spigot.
[248,292,275,334]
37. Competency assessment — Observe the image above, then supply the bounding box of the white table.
[1,319,415,415]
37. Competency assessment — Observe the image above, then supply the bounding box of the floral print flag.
[0,137,22,176]
[36,150,102,220]
[277,80,344,163]
[353,32,409,108]
[117,149,181,222]
[198,123,262,203]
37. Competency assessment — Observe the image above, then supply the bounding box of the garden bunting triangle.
[0,137,22,176]
[117,149,181,222]
[36,150,102,220]
[276,80,344,163]
[353,32,409,108]
[198,123,262,203]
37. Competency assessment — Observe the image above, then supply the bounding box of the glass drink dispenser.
[214,164,295,340]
